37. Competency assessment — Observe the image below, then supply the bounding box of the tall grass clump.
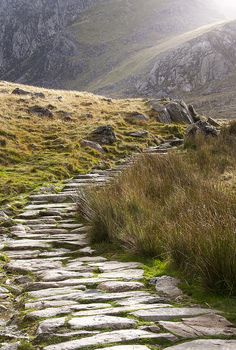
[83,122,236,295]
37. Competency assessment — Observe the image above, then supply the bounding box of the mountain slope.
[0,0,223,89]
[136,20,236,119]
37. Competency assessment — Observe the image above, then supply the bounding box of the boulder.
[150,276,183,299]
[186,120,220,139]
[33,92,45,99]
[149,99,194,124]
[125,113,149,123]
[29,106,53,118]
[127,131,148,138]
[89,126,117,145]
[12,88,31,96]
[81,140,105,154]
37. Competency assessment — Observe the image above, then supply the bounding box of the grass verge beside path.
[84,122,236,298]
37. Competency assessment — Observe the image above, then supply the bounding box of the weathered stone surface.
[90,261,141,271]
[89,126,117,145]
[186,120,220,139]
[127,131,148,138]
[98,281,144,292]
[29,106,53,118]
[99,269,143,280]
[4,240,51,250]
[164,339,236,350]
[125,113,149,123]
[44,329,176,350]
[81,140,105,154]
[68,315,136,330]
[97,347,151,350]
[151,276,183,299]
[159,313,236,338]
[72,304,171,317]
[149,99,194,124]
[37,270,93,282]
[131,307,212,321]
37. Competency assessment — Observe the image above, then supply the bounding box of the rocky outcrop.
[185,120,220,139]
[0,0,224,91]
[149,99,194,124]
[89,126,117,145]
[137,21,236,98]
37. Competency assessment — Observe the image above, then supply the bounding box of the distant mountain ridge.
[1,0,236,118]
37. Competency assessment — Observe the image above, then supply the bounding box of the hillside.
[136,20,236,119]
[0,81,186,208]
[0,0,223,90]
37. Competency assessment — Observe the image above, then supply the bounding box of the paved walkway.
[1,149,236,350]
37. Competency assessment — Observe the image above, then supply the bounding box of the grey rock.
[127,131,148,138]
[125,113,149,123]
[26,303,110,319]
[131,307,213,321]
[97,347,151,350]
[159,313,236,338]
[81,140,105,154]
[153,275,183,299]
[29,106,53,118]
[149,99,194,124]
[44,329,176,350]
[68,315,136,330]
[164,339,236,350]
[186,120,220,139]
[98,281,144,292]
[12,88,31,95]
[89,126,117,145]
[72,303,171,318]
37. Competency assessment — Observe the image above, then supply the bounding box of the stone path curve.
[1,146,236,350]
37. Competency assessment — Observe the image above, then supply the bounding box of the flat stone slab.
[98,281,144,292]
[5,260,62,273]
[25,300,79,310]
[27,287,84,298]
[89,261,141,272]
[3,240,51,250]
[26,303,111,319]
[68,315,136,330]
[99,269,144,280]
[72,303,171,317]
[164,339,236,350]
[131,307,213,321]
[44,329,176,350]
[36,270,93,282]
[116,295,165,306]
[97,347,151,350]
[159,313,236,338]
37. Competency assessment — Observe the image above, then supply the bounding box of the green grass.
[83,122,236,296]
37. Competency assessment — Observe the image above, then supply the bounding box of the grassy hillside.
[0,81,184,209]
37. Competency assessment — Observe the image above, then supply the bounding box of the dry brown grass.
[85,122,236,295]
[0,81,184,206]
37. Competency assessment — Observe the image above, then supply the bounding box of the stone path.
[1,147,236,349]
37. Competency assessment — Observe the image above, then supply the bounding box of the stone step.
[131,307,214,321]
[164,340,236,350]
[43,329,176,350]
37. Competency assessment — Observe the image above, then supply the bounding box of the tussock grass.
[85,122,236,295]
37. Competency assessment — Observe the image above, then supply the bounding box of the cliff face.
[0,0,96,85]
[135,20,236,119]
[137,21,236,97]
[0,0,224,88]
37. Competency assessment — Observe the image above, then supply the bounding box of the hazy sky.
[214,0,236,18]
